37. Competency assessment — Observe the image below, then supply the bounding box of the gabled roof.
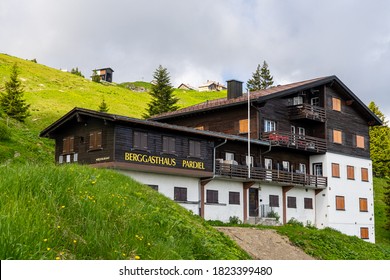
[40,108,270,146]
[150,75,382,126]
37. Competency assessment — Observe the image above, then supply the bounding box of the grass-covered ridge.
[0,163,250,260]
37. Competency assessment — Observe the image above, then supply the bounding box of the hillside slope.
[0,53,225,164]
[0,164,250,260]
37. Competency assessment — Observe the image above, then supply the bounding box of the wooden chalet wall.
[325,85,370,158]
[114,125,215,173]
[163,106,259,140]
[53,117,115,164]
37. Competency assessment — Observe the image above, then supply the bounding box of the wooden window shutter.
[332,97,341,111]
[239,119,248,133]
[359,198,368,212]
[336,196,345,210]
[347,165,355,180]
[89,132,95,149]
[162,136,168,153]
[133,131,140,149]
[141,132,148,150]
[333,129,342,144]
[356,135,365,149]
[96,131,102,148]
[63,137,68,154]
[361,168,369,182]
[169,137,175,153]
[360,227,369,239]
[332,163,340,178]
[69,136,74,152]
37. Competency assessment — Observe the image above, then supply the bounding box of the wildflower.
[47,247,51,251]
[57,226,61,229]
[73,240,77,244]
[61,205,65,209]
[122,253,126,257]
[56,257,61,260]
[43,239,48,242]
[135,255,140,260]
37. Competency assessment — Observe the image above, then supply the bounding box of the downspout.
[199,138,227,219]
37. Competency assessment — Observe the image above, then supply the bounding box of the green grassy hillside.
[0,164,250,260]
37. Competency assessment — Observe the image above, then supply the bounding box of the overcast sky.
[1,0,389,119]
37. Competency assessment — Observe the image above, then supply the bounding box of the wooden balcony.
[215,161,327,189]
[288,104,326,122]
[261,131,327,153]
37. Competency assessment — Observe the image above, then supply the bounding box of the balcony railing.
[215,161,327,189]
[261,131,327,153]
[288,104,326,122]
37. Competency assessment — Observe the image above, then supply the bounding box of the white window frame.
[264,120,276,132]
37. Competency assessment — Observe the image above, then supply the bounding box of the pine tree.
[260,61,274,89]
[143,65,178,118]
[0,63,30,122]
[98,97,109,113]
[71,67,84,78]
[247,60,274,91]
[368,101,390,177]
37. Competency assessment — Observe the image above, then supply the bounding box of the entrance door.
[249,188,259,217]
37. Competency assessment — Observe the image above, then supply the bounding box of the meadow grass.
[0,163,250,260]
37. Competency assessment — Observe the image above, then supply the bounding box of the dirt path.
[216,227,315,260]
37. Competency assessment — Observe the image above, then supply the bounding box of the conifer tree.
[0,63,30,122]
[143,65,178,118]
[247,60,274,91]
[91,70,100,83]
[98,97,109,113]
[368,101,390,177]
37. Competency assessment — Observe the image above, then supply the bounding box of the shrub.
[229,216,242,225]
[0,121,11,141]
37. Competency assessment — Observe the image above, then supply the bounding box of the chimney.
[227,79,243,99]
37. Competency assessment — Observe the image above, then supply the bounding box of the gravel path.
[215,227,315,260]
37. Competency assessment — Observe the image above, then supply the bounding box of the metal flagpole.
[247,88,251,179]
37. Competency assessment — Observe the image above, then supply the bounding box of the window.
[225,152,235,161]
[229,192,240,205]
[269,195,279,207]
[264,120,276,132]
[264,158,272,170]
[356,135,365,149]
[239,119,248,133]
[359,198,368,212]
[360,227,369,239]
[293,96,303,105]
[298,127,305,137]
[134,131,148,150]
[311,97,320,107]
[89,131,102,150]
[333,129,342,144]
[361,168,369,182]
[162,136,176,154]
[245,155,254,167]
[347,165,355,180]
[332,163,340,178]
[313,163,323,176]
[282,161,290,172]
[62,136,74,154]
[147,184,158,191]
[189,140,201,157]
[174,187,187,202]
[287,196,296,208]
[304,198,313,209]
[332,97,341,111]
[335,196,345,210]
[195,125,204,130]
[299,163,307,174]
[206,190,218,204]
